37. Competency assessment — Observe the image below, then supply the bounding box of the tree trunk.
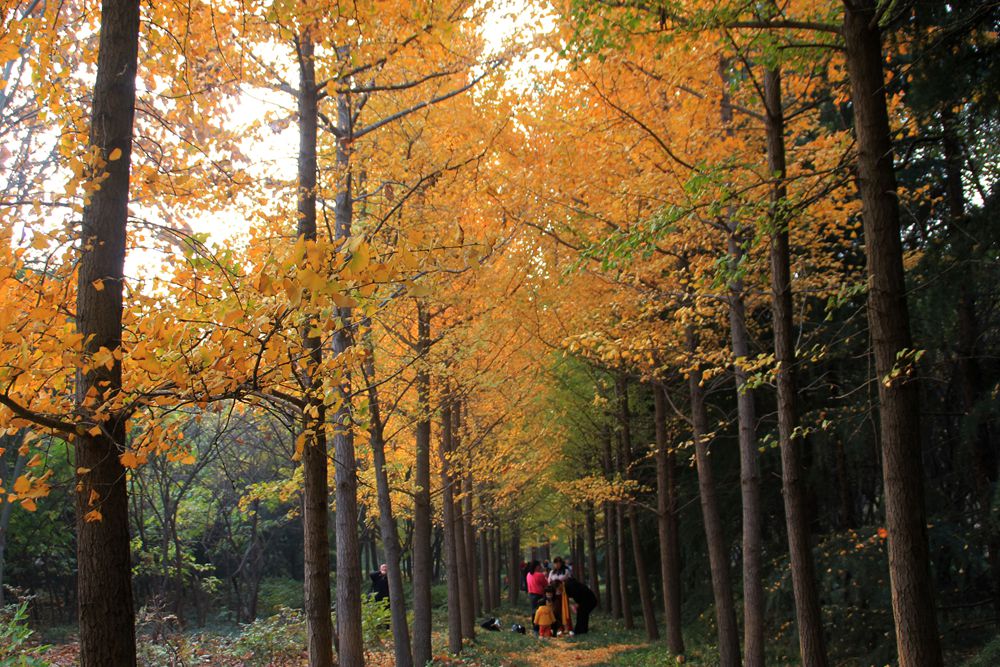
[603,499,621,618]
[654,384,685,655]
[411,301,433,667]
[464,476,481,619]
[453,475,475,639]
[719,58,764,667]
[365,346,413,667]
[585,505,601,610]
[763,62,828,667]
[687,326,741,667]
[618,377,658,639]
[843,4,943,665]
[508,525,520,605]
[479,528,493,614]
[453,405,475,638]
[295,31,334,667]
[494,527,504,608]
[942,106,999,624]
[616,502,633,629]
[439,397,463,654]
[332,87,363,667]
[0,449,28,608]
[74,1,140,663]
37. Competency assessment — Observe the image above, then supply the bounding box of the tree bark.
[332,86,363,667]
[618,377,658,639]
[942,106,999,624]
[0,449,27,608]
[295,30,334,667]
[483,527,495,612]
[365,345,413,667]
[763,62,828,667]
[616,501,633,629]
[411,301,433,667]
[843,4,943,665]
[451,401,482,640]
[453,475,474,638]
[719,57,764,667]
[585,505,601,610]
[439,397,463,654]
[687,325,741,667]
[508,525,520,605]
[601,432,623,620]
[654,384,685,655]
[74,1,140,663]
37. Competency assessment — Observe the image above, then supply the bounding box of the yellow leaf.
[285,280,302,307]
[180,454,196,465]
[108,148,122,161]
[20,498,37,512]
[120,451,140,469]
[77,467,91,475]
[12,475,30,494]
[92,279,105,291]
[84,509,103,522]
[347,242,370,274]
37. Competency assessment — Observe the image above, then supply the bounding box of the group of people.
[523,556,597,638]
[368,556,599,640]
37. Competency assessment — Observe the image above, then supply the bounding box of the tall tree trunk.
[585,505,601,610]
[508,525,520,605]
[0,449,27,608]
[453,475,475,639]
[479,531,489,613]
[439,397,463,654]
[843,4,943,665]
[719,58,764,667]
[616,503,633,629]
[74,1,140,662]
[332,87,363,667]
[618,377,658,639]
[602,433,623,619]
[464,475,481,618]
[451,400,482,639]
[494,526,504,608]
[942,107,999,624]
[763,62,828,667]
[295,31,334,667]
[365,345,413,667]
[411,301,433,667]
[687,325,741,667]
[654,384,685,655]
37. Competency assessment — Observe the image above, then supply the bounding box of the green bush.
[360,595,392,648]
[0,602,49,667]
[256,577,305,613]
[228,606,306,666]
[964,636,1000,667]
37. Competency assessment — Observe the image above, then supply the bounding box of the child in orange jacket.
[533,597,556,637]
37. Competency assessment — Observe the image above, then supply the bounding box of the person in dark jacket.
[563,577,598,635]
[369,563,389,602]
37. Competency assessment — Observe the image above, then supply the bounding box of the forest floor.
[28,602,997,665]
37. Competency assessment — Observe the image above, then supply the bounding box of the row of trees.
[1,0,998,665]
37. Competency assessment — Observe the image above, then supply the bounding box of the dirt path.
[518,638,643,666]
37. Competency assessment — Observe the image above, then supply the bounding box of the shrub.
[0,602,49,667]
[256,577,305,613]
[360,595,392,648]
[228,606,306,666]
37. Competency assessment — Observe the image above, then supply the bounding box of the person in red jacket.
[526,561,548,634]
